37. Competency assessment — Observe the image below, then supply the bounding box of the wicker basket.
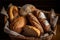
[4,10,58,40]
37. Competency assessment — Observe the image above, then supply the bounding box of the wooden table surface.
[52,23,60,40]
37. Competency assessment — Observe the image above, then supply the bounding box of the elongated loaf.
[27,13,44,34]
[8,5,19,22]
[33,9,51,32]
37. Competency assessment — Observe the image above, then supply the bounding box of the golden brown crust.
[29,20,44,34]
[8,5,19,22]
[27,13,40,24]
[19,4,36,16]
[10,17,26,33]
[22,25,40,37]
[27,13,44,34]
[33,9,51,32]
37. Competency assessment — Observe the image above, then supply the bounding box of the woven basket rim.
[4,20,57,40]
[4,8,58,40]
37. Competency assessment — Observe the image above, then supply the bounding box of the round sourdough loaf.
[10,17,26,33]
[22,25,40,37]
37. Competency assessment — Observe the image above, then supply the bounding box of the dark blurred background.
[0,0,59,13]
[0,0,60,40]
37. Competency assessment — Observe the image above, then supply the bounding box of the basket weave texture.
[4,10,57,40]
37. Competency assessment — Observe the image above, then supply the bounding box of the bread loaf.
[33,9,51,32]
[10,17,26,33]
[22,25,40,37]
[27,13,44,34]
[8,5,19,22]
[20,4,36,16]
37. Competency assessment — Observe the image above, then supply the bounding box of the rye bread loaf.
[22,25,40,37]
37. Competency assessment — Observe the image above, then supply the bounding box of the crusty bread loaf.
[20,4,36,16]
[8,5,19,22]
[22,25,40,37]
[27,12,40,24]
[27,13,44,34]
[33,9,51,32]
[10,16,26,33]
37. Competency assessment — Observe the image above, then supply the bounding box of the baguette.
[8,5,19,22]
[33,9,51,32]
[27,13,44,34]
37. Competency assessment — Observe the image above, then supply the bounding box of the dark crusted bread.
[22,25,40,37]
